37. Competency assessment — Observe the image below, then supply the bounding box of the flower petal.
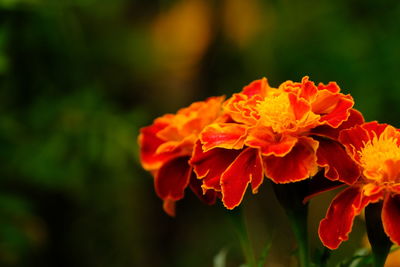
[382,194,400,246]
[189,172,217,205]
[200,123,248,151]
[340,122,389,162]
[139,122,176,170]
[318,187,363,249]
[242,78,269,97]
[313,91,354,128]
[311,109,364,140]
[319,187,383,249]
[190,141,241,191]
[223,94,261,125]
[154,156,192,216]
[264,137,319,183]
[221,148,263,209]
[245,126,298,156]
[288,92,312,121]
[389,183,400,194]
[317,81,341,94]
[316,137,360,184]
[162,199,176,217]
[155,156,191,200]
[280,76,318,101]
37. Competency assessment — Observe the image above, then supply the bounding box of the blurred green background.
[1,0,400,266]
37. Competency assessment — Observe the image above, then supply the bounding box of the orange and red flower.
[190,77,363,209]
[319,122,400,249]
[138,96,224,216]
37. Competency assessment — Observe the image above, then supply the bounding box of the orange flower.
[190,77,363,209]
[138,96,224,216]
[319,122,400,249]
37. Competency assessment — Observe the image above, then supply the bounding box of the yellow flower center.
[256,92,296,133]
[359,129,400,184]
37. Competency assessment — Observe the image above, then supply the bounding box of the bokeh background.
[1,0,400,266]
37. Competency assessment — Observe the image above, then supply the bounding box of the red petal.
[264,137,319,183]
[189,172,217,205]
[163,199,176,217]
[154,156,191,201]
[311,109,364,140]
[288,93,312,120]
[389,184,400,194]
[245,126,298,156]
[299,76,318,100]
[317,81,340,93]
[221,148,263,209]
[242,78,269,97]
[315,93,354,128]
[318,187,362,249]
[319,187,382,249]
[280,76,318,101]
[362,121,389,138]
[316,138,360,184]
[139,122,178,170]
[190,141,241,191]
[200,123,248,151]
[382,194,400,245]
[340,122,389,162]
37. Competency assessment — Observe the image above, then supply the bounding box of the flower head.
[319,122,400,249]
[191,77,362,209]
[139,96,224,216]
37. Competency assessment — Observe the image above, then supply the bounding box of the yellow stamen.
[359,128,400,183]
[256,91,296,133]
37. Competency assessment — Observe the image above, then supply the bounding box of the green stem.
[287,202,309,267]
[365,202,392,267]
[228,207,256,267]
[272,181,310,267]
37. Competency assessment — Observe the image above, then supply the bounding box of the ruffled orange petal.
[317,81,341,94]
[154,156,192,216]
[245,126,298,156]
[221,148,263,209]
[263,137,319,183]
[190,141,241,191]
[382,194,400,245]
[200,123,248,151]
[319,187,383,249]
[288,92,312,121]
[311,109,364,140]
[223,94,261,125]
[139,122,180,170]
[313,92,354,128]
[280,76,318,101]
[242,78,269,97]
[316,138,360,184]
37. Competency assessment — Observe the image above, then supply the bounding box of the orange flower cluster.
[139,96,224,216]
[138,76,400,250]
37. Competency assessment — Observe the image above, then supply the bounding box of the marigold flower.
[190,77,363,209]
[319,122,400,249]
[138,96,224,216]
